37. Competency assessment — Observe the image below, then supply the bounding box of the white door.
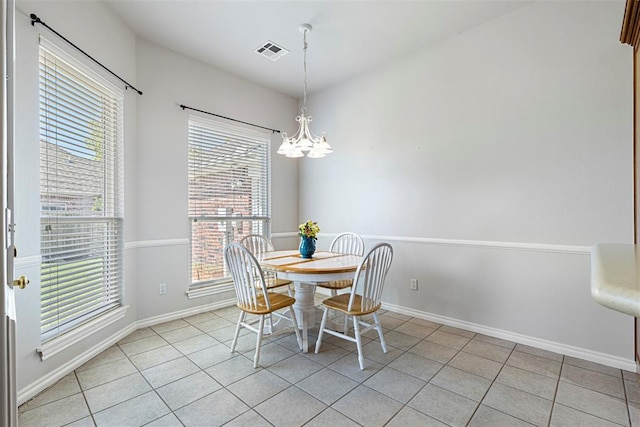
[1,0,19,425]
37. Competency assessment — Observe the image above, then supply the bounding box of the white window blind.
[188,116,271,286]
[39,38,124,342]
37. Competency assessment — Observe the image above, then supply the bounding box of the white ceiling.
[107,0,531,98]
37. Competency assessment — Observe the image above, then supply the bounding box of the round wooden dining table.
[259,250,361,352]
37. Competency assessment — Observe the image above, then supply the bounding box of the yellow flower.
[298,220,320,239]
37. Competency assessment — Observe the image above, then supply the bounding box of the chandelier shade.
[278,23,332,158]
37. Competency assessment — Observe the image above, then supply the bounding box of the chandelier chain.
[302,28,308,114]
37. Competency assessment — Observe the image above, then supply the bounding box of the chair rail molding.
[124,238,190,250]
[364,234,589,254]
[294,232,590,255]
[271,232,298,239]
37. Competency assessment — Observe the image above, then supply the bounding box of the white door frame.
[1,0,17,425]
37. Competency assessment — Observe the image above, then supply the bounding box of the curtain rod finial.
[125,86,143,95]
[30,13,41,26]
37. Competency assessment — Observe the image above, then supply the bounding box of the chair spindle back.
[240,234,275,257]
[348,243,393,312]
[330,232,365,256]
[224,243,270,312]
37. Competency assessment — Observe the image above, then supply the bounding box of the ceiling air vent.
[255,41,289,61]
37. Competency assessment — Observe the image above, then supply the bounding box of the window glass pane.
[188,116,270,287]
[39,40,124,341]
[191,218,267,285]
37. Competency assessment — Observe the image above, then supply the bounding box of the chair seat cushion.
[316,279,353,290]
[322,293,381,316]
[238,292,296,315]
[266,278,293,289]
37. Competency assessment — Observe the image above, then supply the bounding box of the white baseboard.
[17,323,136,406]
[17,298,236,405]
[314,288,634,371]
[185,283,234,300]
[136,299,236,329]
[383,302,637,372]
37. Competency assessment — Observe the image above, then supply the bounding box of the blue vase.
[299,236,316,258]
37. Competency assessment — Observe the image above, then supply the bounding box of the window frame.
[187,115,272,289]
[38,37,125,345]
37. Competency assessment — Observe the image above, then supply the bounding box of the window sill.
[186,283,234,299]
[37,306,129,361]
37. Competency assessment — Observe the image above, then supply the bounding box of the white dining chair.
[316,232,364,330]
[224,243,302,368]
[240,234,293,297]
[317,232,364,294]
[314,243,393,370]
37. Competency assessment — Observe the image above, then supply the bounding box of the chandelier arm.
[302,117,322,143]
[288,116,304,140]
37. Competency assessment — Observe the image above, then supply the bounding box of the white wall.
[303,1,635,364]
[133,38,299,319]
[13,0,300,400]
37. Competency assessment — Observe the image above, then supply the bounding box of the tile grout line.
[379,321,510,425]
[307,315,419,426]
[167,314,402,422]
[113,311,246,425]
[623,366,634,427]
[117,324,182,426]
[556,358,631,427]
[150,310,263,425]
[74,369,97,427]
[385,323,473,425]
[546,354,565,427]
[462,341,518,426]
[161,310,257,425]
[66,327,173,425]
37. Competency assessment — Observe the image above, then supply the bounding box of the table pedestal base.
[292,281,319,352]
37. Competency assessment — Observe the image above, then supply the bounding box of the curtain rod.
[180,105,281,134]
[30,13,143,95]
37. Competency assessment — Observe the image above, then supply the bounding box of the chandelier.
[277,24,332,158]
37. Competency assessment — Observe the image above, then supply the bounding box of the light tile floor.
[18,302,640,427]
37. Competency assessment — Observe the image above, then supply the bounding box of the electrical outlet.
[410,279,418,291]
[159,283,167,295]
